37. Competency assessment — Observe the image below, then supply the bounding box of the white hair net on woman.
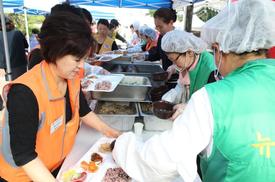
[143,27,157,40]
[139,25,147,35]
[201,0,275,54]
[132,21,140,31]
[161,30,207,54]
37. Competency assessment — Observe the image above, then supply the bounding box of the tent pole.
[182,6,187,30]
[23,7,30,52]
[0,0,12,81]
[119,0,122,7]
[185,3,193,32]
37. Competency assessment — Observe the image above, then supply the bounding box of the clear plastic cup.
[134,122,144,135]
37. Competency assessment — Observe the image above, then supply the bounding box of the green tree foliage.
[196,7,218,22]
[146,9,156,17]
[6,13,45,35]
[146,9,183,22]
[177,14,183,22]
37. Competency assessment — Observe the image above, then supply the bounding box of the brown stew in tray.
[140,102,153,114]
[97,102,135,115]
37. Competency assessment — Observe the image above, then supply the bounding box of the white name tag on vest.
[103,44,110,49]
[50,116,63,134]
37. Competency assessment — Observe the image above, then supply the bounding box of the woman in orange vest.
[0,12,120,182]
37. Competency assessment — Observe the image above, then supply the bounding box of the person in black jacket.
[109,19,127,43]
[147,8,177,71]
[0,17,28,80]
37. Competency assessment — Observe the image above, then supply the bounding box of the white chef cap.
[132,21,140,31]
[201,0,275,54]
[143,27,157,40]
[161,30,207,54]
[139,25,148,35]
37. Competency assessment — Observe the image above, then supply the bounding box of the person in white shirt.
[112,0,275,182]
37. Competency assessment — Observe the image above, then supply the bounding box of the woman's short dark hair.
[97,19,109,27]
[81,8,93,25]
[109,23,115,30]
[39,12,94,63]
[154,8,177,23]
[110,19,120,27]
[51,3,82,17]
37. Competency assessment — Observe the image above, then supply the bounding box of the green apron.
[202,59,275,182]
[189,51,216,98]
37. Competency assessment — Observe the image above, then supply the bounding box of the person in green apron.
[161,30,217,120]
[111,0,275,182]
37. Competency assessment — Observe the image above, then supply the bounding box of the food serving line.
[57,53,182,181]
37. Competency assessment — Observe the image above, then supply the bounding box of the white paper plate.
[59,137,118,182]
[83,74,124,92]
[97,54,122,62]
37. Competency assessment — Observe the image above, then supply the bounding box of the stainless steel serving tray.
[94,101,139,131]
[101,62,164,77]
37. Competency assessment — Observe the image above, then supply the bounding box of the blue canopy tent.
[68,0,172,9]
[68,0,205,9]
[2,0,23,8]
[91,10,115,20]
[13,7,48,15]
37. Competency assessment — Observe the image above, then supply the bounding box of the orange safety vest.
[0,60,80,182]
[79,67,85,79]
[145,39,157,51]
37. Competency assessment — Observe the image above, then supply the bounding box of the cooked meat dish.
[91,153,103,164]
[95,81,112,90]
[99,143,112,153]
[141,103,153,114]
[81,79,93,90]
[97,102,135,115]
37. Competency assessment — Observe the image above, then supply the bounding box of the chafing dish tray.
[94,101,138,131]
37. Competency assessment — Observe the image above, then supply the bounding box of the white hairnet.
[139,25,147,35]
[201,0,275,54]
[132,21,140,31]
[161,30,207,54]
[143,27,157,40]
